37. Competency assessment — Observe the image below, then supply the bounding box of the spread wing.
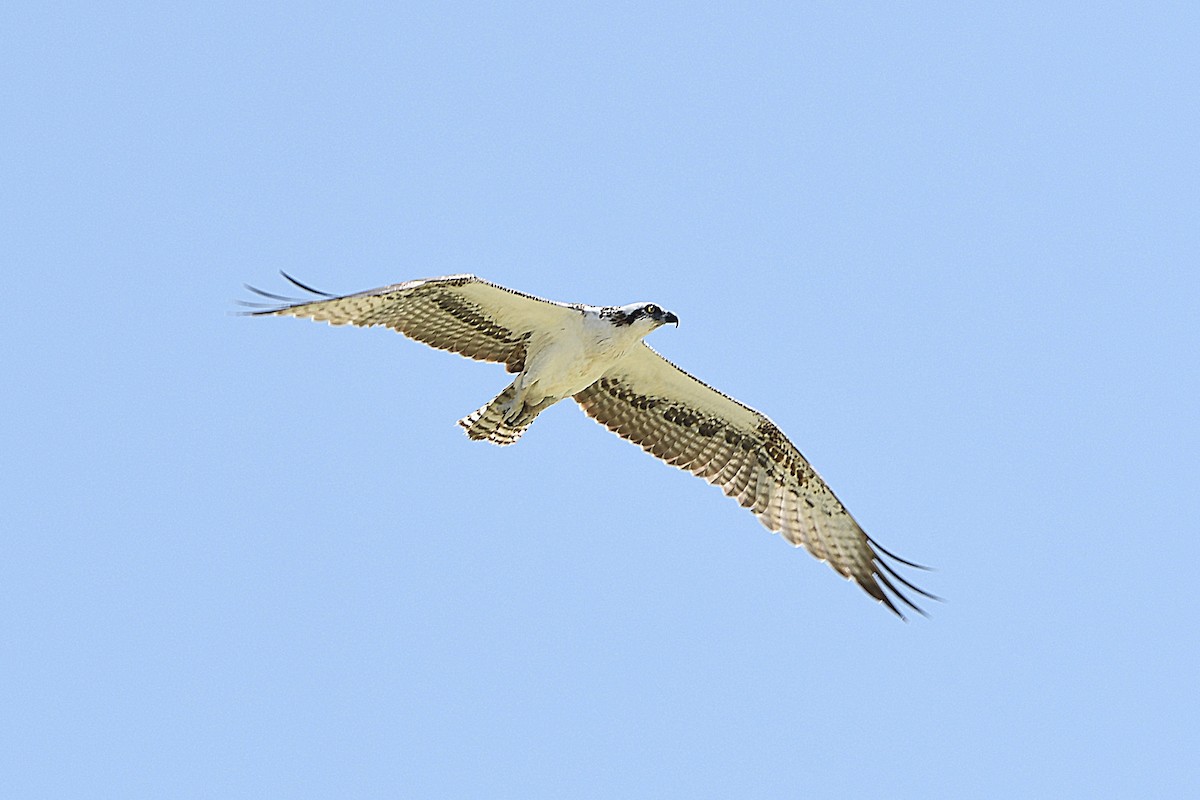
[241,273,580,373]
[573,344,936,618]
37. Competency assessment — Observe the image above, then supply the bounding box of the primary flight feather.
[242,273,936,618]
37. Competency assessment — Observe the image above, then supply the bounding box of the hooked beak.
[663,311,679,328]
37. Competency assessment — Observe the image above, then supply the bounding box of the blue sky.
[4,2,1198,797]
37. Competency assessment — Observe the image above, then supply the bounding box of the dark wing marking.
[574,344,937,618]
[242,273,581,373]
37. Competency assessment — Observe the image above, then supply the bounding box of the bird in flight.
[242,273,936,618]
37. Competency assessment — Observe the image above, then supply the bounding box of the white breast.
[519,311,643,402]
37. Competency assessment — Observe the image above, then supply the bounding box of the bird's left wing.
[243,274,581,372]
[573,343,934,617]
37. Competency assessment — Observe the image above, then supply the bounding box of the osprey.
[242,274,935,618]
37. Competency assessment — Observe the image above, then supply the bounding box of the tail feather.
[458,387,547,446]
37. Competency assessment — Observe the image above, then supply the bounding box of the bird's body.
[243,273,935,617]
[490,304,662,430]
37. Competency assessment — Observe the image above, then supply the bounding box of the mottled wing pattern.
[243,274,580,372]
[573,344,934,617]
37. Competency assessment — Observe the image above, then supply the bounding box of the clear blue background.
[4,2,1197,797]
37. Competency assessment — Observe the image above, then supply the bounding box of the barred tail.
[457,386,548,446]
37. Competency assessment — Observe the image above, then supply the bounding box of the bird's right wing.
[573,343,934,617]
[242,274,582,373]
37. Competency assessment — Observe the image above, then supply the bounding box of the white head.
[605,302,679,334]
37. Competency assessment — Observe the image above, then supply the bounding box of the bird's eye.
[645,304,659,316]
